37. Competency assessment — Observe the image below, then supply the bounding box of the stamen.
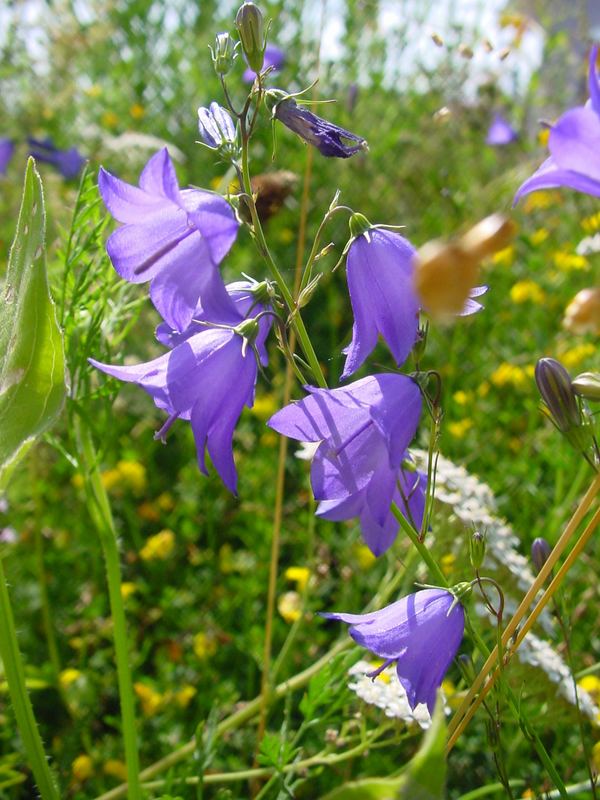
[154,412,179,443]
[366,658,396,680]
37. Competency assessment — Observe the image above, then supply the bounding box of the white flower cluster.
[347,660,434,728]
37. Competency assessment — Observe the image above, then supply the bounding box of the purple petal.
[367,373,422,468]
[243,44,285,82]
[549,106,600,182]
[514,156,600,203]
[180,190,239,266]
[0,139,14,175]
[138,148,181,204]
[485,114,518,146]
[98,167,171,223]
[589,45,600,116]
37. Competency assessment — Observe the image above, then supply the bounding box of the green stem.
[0,558,60,800]
[75,417,142,800]
[33,521,61,679]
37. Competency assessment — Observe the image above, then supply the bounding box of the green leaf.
[320,699,446,800]
[0,158,66,486]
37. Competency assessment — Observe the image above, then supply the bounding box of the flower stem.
[74,417,142,800]
[0,557,60,800]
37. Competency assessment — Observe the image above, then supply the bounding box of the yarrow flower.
[267,89,367,158]
[98,148,239,330]
[243,43,285,82]
[27,137,85,179]
[322,588,465,713]
[485,113,518,146]
[514,45,600,202]
[0,138,14,175]
[90,281,271,494]
[268,374,423,555]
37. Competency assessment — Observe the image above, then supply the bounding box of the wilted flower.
[267,89,367,158]
[90,296,269,492]
[514,45,600,202]
[269,374,423,552]
[243,44,285,82]
[322,588,465,712]
[98,148,238,330]
[0,138,14,175]
[197,102,237,153]
[28,137,85,179]
[485,113,518,146]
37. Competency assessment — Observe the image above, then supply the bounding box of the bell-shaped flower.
[515,45,600,202]
[28,137,85,179]
[485,113,518,146]
[268,374,422,522]
[197,102,237,154]
[342,219,487,379]
[90,287,271,494]
[0,138,14,175]
[317,460,426,556]
[98,148,239,330]
[267,90,367,158]
[321,588,465,713]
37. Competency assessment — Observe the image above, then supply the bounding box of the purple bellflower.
[485,113,518,146]
[267,90,367,158]
[91,280,271,494]
[28,137,85,179]
[342,222,487,380]
[515,45,600,202]
[322,588,465,712]
[197,102,237,152]
[268,374,422,553]
[243,44,285,82]
[98,148,239,331]
[0,138,14,175]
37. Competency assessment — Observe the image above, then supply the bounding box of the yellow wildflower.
[441,553,456,575]
[84,84,102,98]
[368,660,391,683]
[490,363,531,389]
[453,390,470,406]
[510,280,546,304]
[134,682,163,716]
[102,110,119,129]
[116,460,146,492]
[521,789,536,799]
[120,582,138,600]
[285,566,311,591]
[251,393,278,420]
[140,529,175,561]
[553,251,589,272]
[71,473,84,489]
[477,381,490,398]
[277,591,302,624]
[578,674,600,704]
[529,228,549,245]
[59,668,82,690]
[447,419,473,438]
[193,632,217,660]
[537,129,550,148]
[100,468,121,491]
[72,754,94,782]
[175,685,197,708]
[157,492,174,511]
[560,343,596,369]
[103,760,128,782]
[260,431,278,447]
[522,189,561,212]
[353,543,376,569]
[279,228,294,244]
[581,211,600,234]
[592,741,600,773]
[491,246,515,267]
[130,103,145,119]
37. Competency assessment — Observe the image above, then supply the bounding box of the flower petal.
[549,106,600,182]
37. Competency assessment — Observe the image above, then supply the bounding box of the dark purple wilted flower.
[342,222,486,379]
[317,462,426,556]
[268,374,422,550]
[90,310,269,494]
[515,45,600,202]
[28,137,85,179]
[267,90,367,158]
[322,588,465,713]
[485,113,518,146]
[98,148,238,330]
[0,139,14,175]
[243,44,285,82]
[197,102,237,152]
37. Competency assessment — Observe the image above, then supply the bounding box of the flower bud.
[349,212,372,239]
[534,358,580,433]
[197,102,237,156]
[572,372,600,402]
[469,530,486,569]
[413,240,479,321]
[531,537,552,574]
[459,214,516,262]
[210,32,237,76]
[563,287,600,335]
[235,3,265,74]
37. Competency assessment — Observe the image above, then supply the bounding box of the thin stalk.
[32,524,61,678]
[448,471,600,743]
[75,418,142,800]
[0,558,60,800]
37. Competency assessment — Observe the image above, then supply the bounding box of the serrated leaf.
[0,158,66,486]
[320,699,446,800]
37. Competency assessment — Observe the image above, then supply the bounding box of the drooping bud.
[563,287,600,335]
[235,3,265,75]
[531,538,552,574]
[210,32,237,76]
[572,372,600,402]
[469,530,486,570]
[534,357,581,433]
[349,212,372,239]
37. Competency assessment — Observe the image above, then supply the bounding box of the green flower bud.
[572,372,600,402]
[469,530,486,570]
[210,32,237,76]
[235,3,265,74]
[349,212,372,238]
